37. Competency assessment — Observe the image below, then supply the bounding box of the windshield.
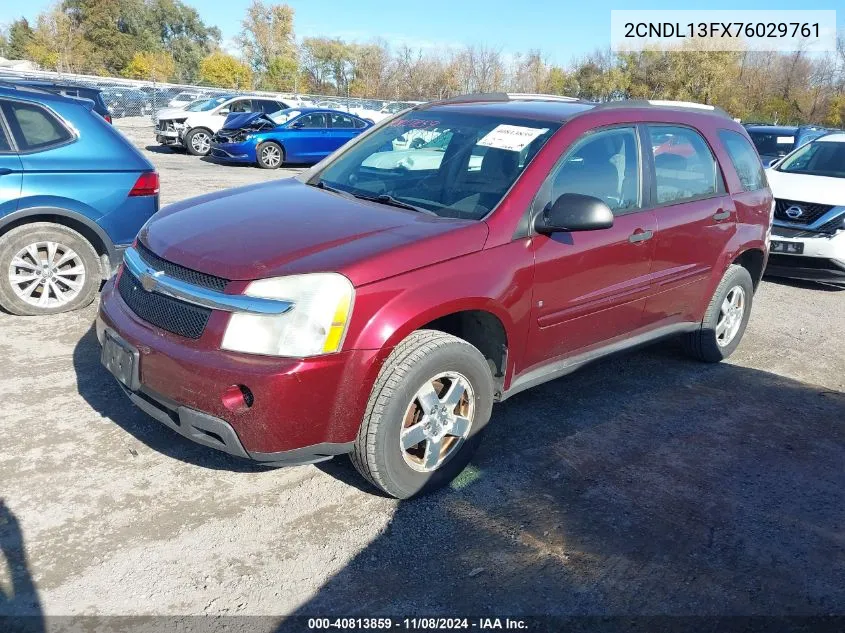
[748,131,796,157]
[777,139,845,178]
[270,108,302,123]
[312,111,560,220]
[186,96,227,112]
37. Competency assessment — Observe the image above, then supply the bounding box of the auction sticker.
[477,125,548,152]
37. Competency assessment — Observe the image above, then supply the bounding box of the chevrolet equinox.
[98,94,772,498]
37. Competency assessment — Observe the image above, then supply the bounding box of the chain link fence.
[0,67,411,121]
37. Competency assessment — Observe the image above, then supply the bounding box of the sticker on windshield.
[477,125,549,152]
[776,136,795,144]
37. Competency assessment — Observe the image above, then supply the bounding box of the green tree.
[199,52,252,89]
[238,0,297,81]
[5,19,36,60]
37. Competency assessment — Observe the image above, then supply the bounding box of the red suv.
[97,95,772,498]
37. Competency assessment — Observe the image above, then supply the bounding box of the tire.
[256,142,284,169]
[185,127,212,156]
[682,264,754,363]
[0,222,100,316]
[351,330,495,499]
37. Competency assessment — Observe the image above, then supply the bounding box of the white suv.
[765,133,845,284]
[155,94,290,156]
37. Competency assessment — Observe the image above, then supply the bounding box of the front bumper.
[97,277,381,462]
[766,225,845,283]
[155,125,185,146]
[209,142,255,163]
[121,384,351,465]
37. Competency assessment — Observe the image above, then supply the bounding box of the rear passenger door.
[0,106,23,218]
[641,124,735,325]
[524,126,657,369]
[327,113,360,151]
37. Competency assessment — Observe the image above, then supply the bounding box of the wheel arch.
[353,299,515,398]
[732,247,766,291]
[0,207,115,278]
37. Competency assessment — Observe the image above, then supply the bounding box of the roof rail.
[593,99,731,118]
[432,92,582,106]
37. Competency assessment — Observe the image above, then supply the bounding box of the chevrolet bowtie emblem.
[140,270,164,292]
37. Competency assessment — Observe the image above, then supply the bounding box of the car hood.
[156,107,189,121]
[222,111,277,131]
[140,179,487,286]
[765,169,845,206]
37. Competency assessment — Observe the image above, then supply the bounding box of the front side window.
[548,127,641,214]
[648,125,719,204]
[294,113,327,129]
[718,130,767,191]
[227,99,252,114]
[777,139,845,178]
[2,101,72,151]
[312,111,560,220]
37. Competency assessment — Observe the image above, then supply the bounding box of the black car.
[100,88,152,118]
[743,124,830,165]
[0,77,113,122]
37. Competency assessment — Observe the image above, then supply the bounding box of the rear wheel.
[185,127,212,156]
[351,330,495,499]
[682,264,754,362]
[256,142,284,169]
[0,222,100,316]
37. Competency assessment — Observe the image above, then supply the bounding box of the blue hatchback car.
[0,83,158,315]
[210,107,372,169]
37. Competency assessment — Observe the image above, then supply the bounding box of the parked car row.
[0,82,841,497]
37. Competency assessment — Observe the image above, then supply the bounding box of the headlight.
[221,273,354,357]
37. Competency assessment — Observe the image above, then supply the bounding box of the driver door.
[523,125,657,371]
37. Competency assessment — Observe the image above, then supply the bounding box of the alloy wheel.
[261,145,282,167]
[191,131,210,154]
[715,285,745,347]
[399,371,475,472]
[8,241,86,309]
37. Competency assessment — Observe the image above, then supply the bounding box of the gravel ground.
[1,122,843,625]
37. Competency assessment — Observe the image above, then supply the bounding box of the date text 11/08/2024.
[307,618,528,630]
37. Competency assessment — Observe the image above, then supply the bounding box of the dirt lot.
[1,121,844,624]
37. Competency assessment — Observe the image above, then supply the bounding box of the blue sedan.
[210,108,373,169]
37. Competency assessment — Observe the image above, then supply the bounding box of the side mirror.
[218,108,230,115]
[767,158,780,168]
[534,193,614,234]
[290,121,304,129]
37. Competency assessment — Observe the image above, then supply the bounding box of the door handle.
[712,209,731,221]
[628,229,653,243]
[0,168,13,176]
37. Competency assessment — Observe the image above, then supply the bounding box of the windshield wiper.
[352,193,438,216]
[310,179,355,199]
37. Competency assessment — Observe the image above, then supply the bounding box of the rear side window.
[353,117,368,129]
[0,122,11,152]
[718,130,767,191]
[330,113,355,128]
[2,101,73,152]
[648,125,719,204]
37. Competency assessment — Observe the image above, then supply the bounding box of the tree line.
[1,0,844,126]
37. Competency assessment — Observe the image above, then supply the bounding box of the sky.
[1,0,843,65]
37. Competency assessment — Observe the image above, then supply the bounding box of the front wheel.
[0,222,100,316]
[351,330,495,499]
[682,264,754,362]
[185,128,212,156]
[256,142,284,169]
